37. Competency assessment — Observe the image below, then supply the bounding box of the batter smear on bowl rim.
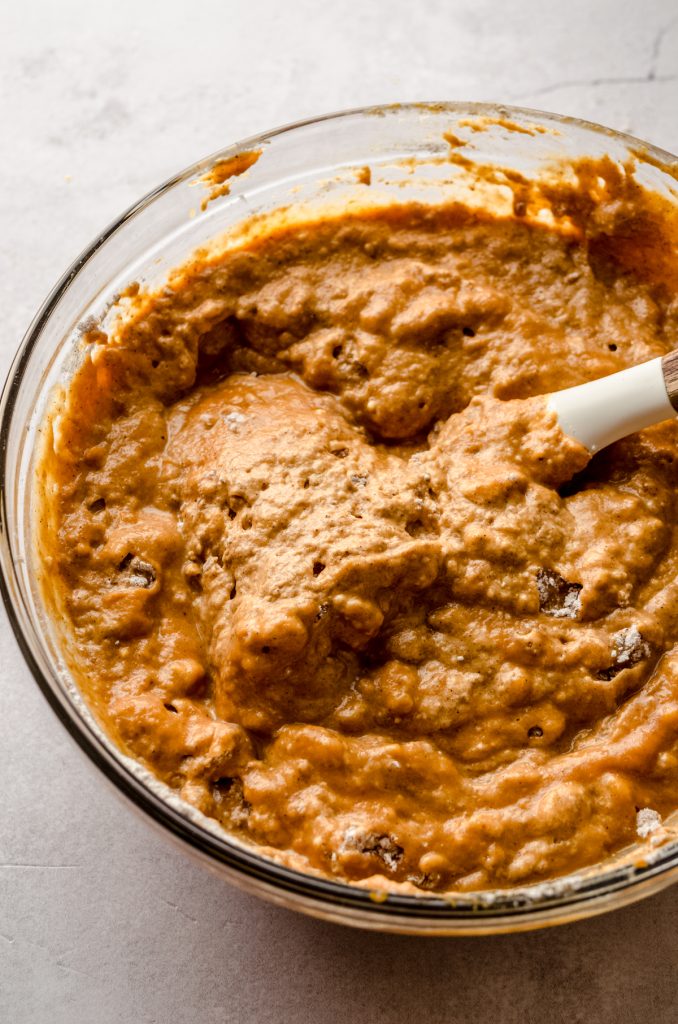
[37,150,678,894]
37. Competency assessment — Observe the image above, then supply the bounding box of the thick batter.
[39,157,678,892]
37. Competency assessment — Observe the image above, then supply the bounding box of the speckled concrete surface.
[2,1,678,1020]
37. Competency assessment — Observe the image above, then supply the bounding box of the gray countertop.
[2,2,678,1020]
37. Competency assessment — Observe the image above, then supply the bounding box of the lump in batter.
[163,374,439,731]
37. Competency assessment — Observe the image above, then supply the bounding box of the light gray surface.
[2,1,678,1020]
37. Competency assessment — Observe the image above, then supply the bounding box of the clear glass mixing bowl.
[3,101,678,935]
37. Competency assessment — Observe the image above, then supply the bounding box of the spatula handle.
[547,354,677,454]
[661,349,678,411]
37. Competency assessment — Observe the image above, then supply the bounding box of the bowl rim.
[4,98,678,931]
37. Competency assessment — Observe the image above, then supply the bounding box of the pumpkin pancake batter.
[39,156,678,893]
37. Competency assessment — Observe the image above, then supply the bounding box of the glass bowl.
[3,101,678,936]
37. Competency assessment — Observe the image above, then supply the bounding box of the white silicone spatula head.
[547,351,678,454]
